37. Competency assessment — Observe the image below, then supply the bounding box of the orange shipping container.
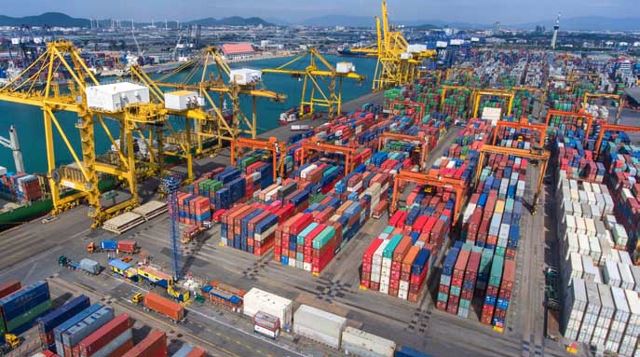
[122,330,167,357]
[143,292,184,322]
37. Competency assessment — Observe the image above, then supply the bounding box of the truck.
[181,225,205,244]
[58,256,101,275]
[87,240,117,254]
[143,292,185,323]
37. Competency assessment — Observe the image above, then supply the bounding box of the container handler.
[1,334,21,353]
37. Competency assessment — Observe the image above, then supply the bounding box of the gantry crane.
[513,86,548,116]
[593,122,640,158]
[474,144,550,212]
[299,138,358,174]
[262,48,364,119]
[230,137,286,181]
[472,89,515,118]
[582,93,624,122]
[129,46,285,181]
[390,170,467,225]
[439,84,475,114]
[377,132,432,168]
[136,45,285,140]
[491,116,548,147]
[350,0,436,91]
[0,40,166,226]
[544,109,594,140]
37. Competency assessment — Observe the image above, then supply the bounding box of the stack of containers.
[562,278,587,341]
[481,254,504,325]
[437,245,459,311]
[619,289,640,357]
[122,330,167,357]
[446,243,470,316]
[37,295,90,350]
[459,246,482,318]
[606,286,630,352]
[59,305,114,356]
[74,313,133,357]
[591,284,614,350]
[363,225,433,302]
[576,281,601,345]
[0,281,51,339]
[53,304,103,355]
[493,259,515,328]
[219,202,281,256]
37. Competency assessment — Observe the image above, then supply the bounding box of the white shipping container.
[243,288,294,328]
[618,263,636,291]
[230,68,262,85]
[86,82,150,112]
[294,305,346,349]
[604,260,622,287]
[341,326,396,357]
[164,90,203,110]
[336,62,356,74]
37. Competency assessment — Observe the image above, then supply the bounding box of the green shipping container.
[382,234,403,258]
[312,226,336,249]
[5,299,52,333]
[298,223,318,246]
[489,255,504,287]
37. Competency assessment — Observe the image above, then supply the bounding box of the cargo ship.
[337,47,369,58]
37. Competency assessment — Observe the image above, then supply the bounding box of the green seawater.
[0,55,376,173]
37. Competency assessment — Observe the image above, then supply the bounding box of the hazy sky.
[3,0,639,24]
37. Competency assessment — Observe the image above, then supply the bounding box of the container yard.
[0,1,640,354]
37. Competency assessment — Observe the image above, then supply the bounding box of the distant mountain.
[300,15,375,27]
[0,12,90,27]
[513,16,640,32]
[299,15,488,29]
[186,16,273,27]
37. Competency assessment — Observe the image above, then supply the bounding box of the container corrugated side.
[293,304,346,349]
[341,326,395,357]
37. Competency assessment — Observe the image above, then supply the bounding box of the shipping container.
[293,304,346,349]
[143,293,184,322]
[341,326,395,357]
[121,330,167,357]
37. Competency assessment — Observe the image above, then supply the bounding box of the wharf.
[0,89,568,357]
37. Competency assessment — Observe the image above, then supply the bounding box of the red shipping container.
[76,314,132,357]
[117,240,138,254]
[0,280,21,299]
[122,330,167,357]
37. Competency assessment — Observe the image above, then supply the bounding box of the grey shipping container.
[293,305,346,349]
[62,305,114,347]
[92,328,133,357]
[341,326,395,357]
[79,259,101,275]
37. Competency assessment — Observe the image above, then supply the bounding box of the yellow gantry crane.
[0,40,168,226]
[262,48,364,119]
[130,46,285,181]
[351,0,436,91]
[472,89,515,118]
